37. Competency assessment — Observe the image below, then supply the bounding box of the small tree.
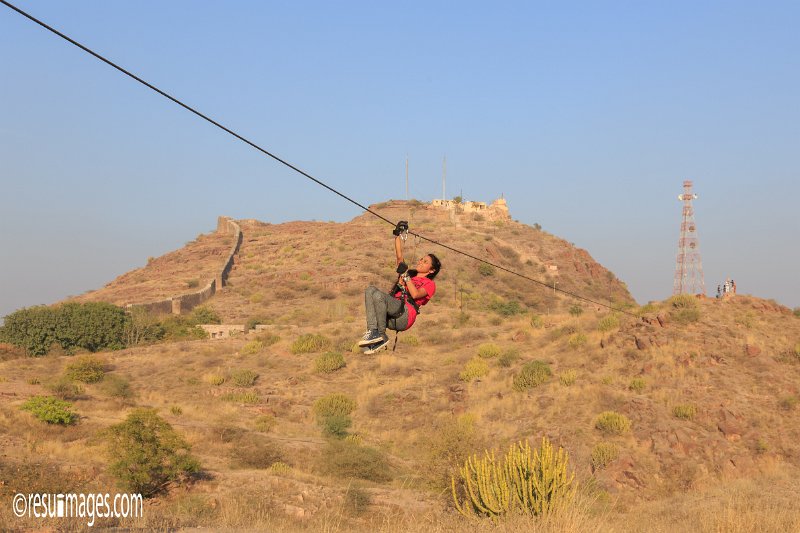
[106,408,200,497]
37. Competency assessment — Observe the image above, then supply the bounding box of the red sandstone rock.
[745,344,761,357]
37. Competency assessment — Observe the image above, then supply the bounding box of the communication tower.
[673,180,706,295]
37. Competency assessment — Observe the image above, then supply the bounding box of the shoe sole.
[363,338,390,354]
[358,337,382,347]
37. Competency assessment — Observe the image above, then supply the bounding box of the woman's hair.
[427,254,441,280]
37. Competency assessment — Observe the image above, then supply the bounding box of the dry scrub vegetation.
[2,202,799,531]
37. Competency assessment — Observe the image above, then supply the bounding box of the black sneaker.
[358,330,383,347]
[363,334,390,354]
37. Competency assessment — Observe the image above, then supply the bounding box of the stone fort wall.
[125,216,242,315]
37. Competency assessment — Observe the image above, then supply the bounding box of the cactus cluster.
[451,437,575,518]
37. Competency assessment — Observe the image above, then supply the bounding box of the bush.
[230,369,259,387]
[629,378,646,393]
[21,396,77,425]
[205,374,225,386]
[188,305,221,325]
[231,435,282,469]
[567,333,587,349]
[320,414,352,438]
[459,357,489,382]
[291,333,331,354]
[47,378,85,400]
[254,415,276,432]
[594,411,631,435]
[320,440,392,482]
[315,351,346,373]
[489,299,523,317]
[101,375,133,400]
[498,349,520,368]
[64,356,106,383]
[793,307,800,318]
[568,304,584,317]
[123,307,165,346]
[269,461,291,475]
[1,306,60,356]
[597,315,620,333]
[452,437,575,518]
[425,414,482,489]
[314,393,356,419]
[106,408,200,497]
[478,264,495,277]
[221,391,260,404]
[513,361,552,391]
[669,295,701,324]
[530,315,544,329]
[240,341,264,355]
[591,442,619,470]
[673,404,697,420]
[780,396,798,411]
[559,369,577,386]
[56,302,128,353]
[477,343,501,359]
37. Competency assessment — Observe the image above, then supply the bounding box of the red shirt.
[393,276,436,329]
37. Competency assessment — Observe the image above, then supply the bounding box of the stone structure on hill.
[431,197,510,221]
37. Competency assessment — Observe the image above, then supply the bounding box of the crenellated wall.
[126,216,242,315]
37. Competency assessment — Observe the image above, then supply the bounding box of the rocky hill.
[1,202,799,531]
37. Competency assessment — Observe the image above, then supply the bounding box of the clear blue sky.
[2,1,798,321]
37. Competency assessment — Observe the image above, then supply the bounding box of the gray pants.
[365,285,409,333]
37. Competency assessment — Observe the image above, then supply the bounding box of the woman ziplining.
[358,221,441,354]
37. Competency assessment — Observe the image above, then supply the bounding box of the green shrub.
[188,305,221,325]
[489,299,523,317]
[291,333,331,354]
[101,374,133,400]
[591,442,619,470]
[513,361,552,391]
[106,408,200,497]
[344,485,371,516]
[21,396,77,425]
[530,315,544,329]
[477,343,501,359]
[459,357,489,382]
[47,378,84,400]
[320,440,392,482]
[568,304,584,317]
[220,391,260,404]
[629,378,646,393]
[594,411,631,435]
[314,393,356,419]
[185,279,199,289]
[315,351,346,373]
[240,340,264,355]
[672,308,701,324]
[170,405,183,416]
[559,369,577,386]
[1,306,60,356]
[597,315,620,333]
[320,414,352,437]
[123,307,165,346]
[478,264,495,277]
[254,415,276,432]
[498,349,520,368]
[230,369,259,387]
[670,294,699,309]
[567,333,587,349]
[64,355,106,383]
[793,307,800,318]
[57,302,129,353]
[673,404,697,420]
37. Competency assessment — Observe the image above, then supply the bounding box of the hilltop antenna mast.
[405,154,409,200]
[673,180,706,296]
[442,155,446,201]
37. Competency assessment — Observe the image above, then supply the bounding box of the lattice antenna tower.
[673,180,706,295]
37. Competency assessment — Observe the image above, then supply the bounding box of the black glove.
[396,262,408,275]
[392,220,409,236]
[407,269,418,278]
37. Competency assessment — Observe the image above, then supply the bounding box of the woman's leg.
[364,286,381,332]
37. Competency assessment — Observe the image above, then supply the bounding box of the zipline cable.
[1,0,640,319]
